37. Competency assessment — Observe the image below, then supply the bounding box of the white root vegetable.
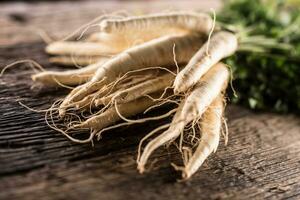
[50,26,188,60]
[49,55,107,66]
[10,9,238,180]
[86,32,128,43]
[74,85,112,110]
[173,31,238,93]
[137,62,229,173]
[87,31,188,49]
[181,95,224,179]
[46,41,122,56]
[137,101,185,173]
[52,32,149,58]
[74,95,157,132]
[90,34,204,83]
[32,59,108,86]
[59,34,205,116]
[95,72,174,106]
[100,11,213,36]
[75,73,156,110]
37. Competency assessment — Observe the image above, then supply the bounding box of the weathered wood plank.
[0,1,300,200]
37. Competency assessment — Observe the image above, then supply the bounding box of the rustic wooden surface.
[1,1,300,200]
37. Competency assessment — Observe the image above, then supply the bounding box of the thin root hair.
[115,101,177,124]
[225,63,238,98]
[206,8,216,57]
[137,123,170,162]
[1,59,46,77]
[60,11,128,41]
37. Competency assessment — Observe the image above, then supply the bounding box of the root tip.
[137,164,145,174]
[72,124,81,129]
[31,75,37,82]
[45,42,59,54]
[181,170,191,180]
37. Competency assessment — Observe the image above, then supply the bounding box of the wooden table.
[1,1,300,199]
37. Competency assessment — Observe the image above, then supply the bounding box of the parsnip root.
[100,11,213,36]
[46,41,122,56]
[74,95,157,132]
[58,34,205,116]
[173,31,237,93]
[137,63,229,173]
[95,72,174,106]
[49,55,107,66]
[181,94,224,179]
[20,10,238,180]
[32,59,108,86]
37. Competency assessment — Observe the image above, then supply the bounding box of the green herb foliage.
[219,0,300,113]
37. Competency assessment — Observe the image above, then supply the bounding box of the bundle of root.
[5,11,239,180]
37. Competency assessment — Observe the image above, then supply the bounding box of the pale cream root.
[100,11,213,36]
[137,63,229,173]
[75,95,157,131]
[32,10,234,180]
[74,73,156,111]
[87,31,188,49]
[59,34,205,116]
[180,63,229,119]
[137,102,186,173]
[49,55,108,66]
[46,41,123,56]
[173,31,238,93]
[31,59,108,86]
[74,85,111,111]
[90,34,204,84]
[86,32,127,44]
[181,95,223,179]
[95,72,174,106]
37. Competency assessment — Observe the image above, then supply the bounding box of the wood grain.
[0,1,300,200]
